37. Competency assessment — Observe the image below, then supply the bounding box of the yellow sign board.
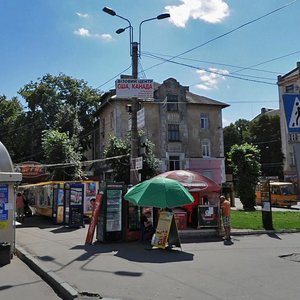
[151,211,172,249]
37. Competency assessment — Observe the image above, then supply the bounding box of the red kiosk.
[155,170,221,229]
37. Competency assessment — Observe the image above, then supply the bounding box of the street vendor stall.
[155,170,221,229]
[124,177,194,249]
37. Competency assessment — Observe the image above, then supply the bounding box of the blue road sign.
[283,94,300,133]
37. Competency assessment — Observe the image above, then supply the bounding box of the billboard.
[115,79,153,99]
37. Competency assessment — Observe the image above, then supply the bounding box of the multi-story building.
[93,77,229,185]
[277,62,300,183]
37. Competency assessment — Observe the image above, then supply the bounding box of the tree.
[223,119,251,173]
[249,114,283,179]
[104,132,159,184]
[0,95,25,160]
[41,130,83,180]
[18,73,101,162]
[228,143,261,210]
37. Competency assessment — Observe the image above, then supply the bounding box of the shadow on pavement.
[16,215,59,229]
[267,232,282,240]
[71,242,194,263]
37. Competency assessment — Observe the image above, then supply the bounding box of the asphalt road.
[233,198,300,211]
[15,222,300,300]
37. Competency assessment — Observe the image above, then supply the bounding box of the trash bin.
[0,242,11,266]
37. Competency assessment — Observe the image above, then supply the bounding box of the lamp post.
[102,7,170,185]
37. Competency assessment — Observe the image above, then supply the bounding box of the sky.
[1,0,300,126]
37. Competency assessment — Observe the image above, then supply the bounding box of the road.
[233,198,300,211]
[15,221,300,300]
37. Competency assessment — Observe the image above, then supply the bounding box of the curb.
[15,245,78,300]
[16,245,124,300]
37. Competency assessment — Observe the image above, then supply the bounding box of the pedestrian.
[220,195,231,241]
[16,192,25,222]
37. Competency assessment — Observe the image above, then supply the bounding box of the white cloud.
[74,28,113,42]
[165,0,230,28]
[76,12,89,18]
[196,68,229,90]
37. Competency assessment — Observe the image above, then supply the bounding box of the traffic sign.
[283,94,300,133]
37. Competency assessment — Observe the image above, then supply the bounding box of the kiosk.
[0,142,22,265]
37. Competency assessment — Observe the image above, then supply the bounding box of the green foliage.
[224,115,283,179]
[228,143,261,210]
[249,114,283,178]
[223,119,251,173]
[18,73,101,162]
[0,95,28,161]
[42,129,83,180]
[104,132,159,184]
[104,135,131,184]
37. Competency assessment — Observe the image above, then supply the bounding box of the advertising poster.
[151,211,173,249]
[0,184,9,230]
[198,206,219,227]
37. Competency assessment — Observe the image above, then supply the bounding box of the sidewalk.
[14,214,300,300]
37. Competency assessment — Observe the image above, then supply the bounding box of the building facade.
[277,62,300,182]
[93,78,229,185]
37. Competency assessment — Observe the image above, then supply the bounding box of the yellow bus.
[255,181,298,208]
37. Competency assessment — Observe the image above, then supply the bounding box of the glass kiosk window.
[106,189,122,232]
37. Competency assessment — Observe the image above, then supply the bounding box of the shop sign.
[15,161,46,178]
[115,79,154,99]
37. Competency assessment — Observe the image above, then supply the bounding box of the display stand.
[151,211,181,250]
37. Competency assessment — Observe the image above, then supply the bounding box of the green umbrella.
[124,177,194,208]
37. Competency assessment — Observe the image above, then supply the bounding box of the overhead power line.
[142,52,277,85]
[142,0,298,73]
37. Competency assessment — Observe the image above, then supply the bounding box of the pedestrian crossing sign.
[283,94,300,133]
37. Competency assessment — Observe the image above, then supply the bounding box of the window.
[169,155,180,170]
[167,95,178,111]
[110,111,114,129]
[202,140,211,157]
[200,113,209,129]
[285,85,294,93]
[168,124,180,141]
[290,152,295,166]
[101,118,105,137]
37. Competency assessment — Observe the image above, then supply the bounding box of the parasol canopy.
[155,170,220,192]
[124,177,194,208]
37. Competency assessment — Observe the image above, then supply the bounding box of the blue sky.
[1,0,300,126]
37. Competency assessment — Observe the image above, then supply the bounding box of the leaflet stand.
[151,211,181,250]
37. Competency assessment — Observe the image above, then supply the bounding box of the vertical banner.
[151,211,173,249]
[85,193,103,244]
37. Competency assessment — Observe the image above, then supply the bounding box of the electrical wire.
[142,52,277,85]
[141,0,298,73]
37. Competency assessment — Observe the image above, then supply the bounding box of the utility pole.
[102,7,170,186]
[130,42,139,185]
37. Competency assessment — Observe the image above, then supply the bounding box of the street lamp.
[102,7,170,185]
